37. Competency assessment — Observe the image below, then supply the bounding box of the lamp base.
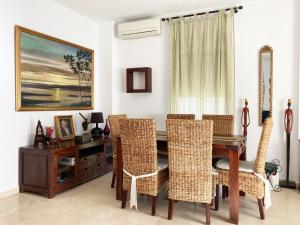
[91,127,103,137]
[279,180,297,189]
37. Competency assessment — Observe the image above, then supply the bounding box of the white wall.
[113,0,300,182]
[115,23,170,130]
[1,0,299,194]
[0,0,105,193]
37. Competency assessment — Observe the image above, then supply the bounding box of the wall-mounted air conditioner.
[118,18,161,40]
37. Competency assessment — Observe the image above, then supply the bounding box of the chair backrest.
[108,114,127,138]
[166,119,213,203]
[202,114,234,136]
[108,114,127,161]
[120,119,157,176]
[167,114,195,120]
[254,117,273,174]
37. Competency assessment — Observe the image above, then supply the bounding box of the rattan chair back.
[108,114,127,172]
[254,117,273,174]
[120,119,158,177]
[202,114,234,136]
[166,119,213,203]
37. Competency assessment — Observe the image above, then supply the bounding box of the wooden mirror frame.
[259,45,273,126]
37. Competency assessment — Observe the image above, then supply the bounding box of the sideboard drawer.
[78,167,93,181]
[78,155,95,169]
[93,162,106,177]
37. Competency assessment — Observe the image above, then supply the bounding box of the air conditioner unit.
[118,18,161,40]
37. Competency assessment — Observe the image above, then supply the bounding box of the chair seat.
[216,158,254,173]
[158,158,168,171]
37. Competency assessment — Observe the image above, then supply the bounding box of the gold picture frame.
[259,45,273,126]
[54,115,76,140]
[15,25,94,111]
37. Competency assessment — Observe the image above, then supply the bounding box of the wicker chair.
[108,114,127,188]
[202,114,234,200]
[202,114,234,136]
[166,119,215,224]
[120,119,168,216]
[167,113,195,120]
[215,118,273,219]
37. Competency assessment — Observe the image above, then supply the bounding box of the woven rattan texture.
[166,119,214,203]
[108,114,127,172]
[202,114,234,136]
[120,119,168,196]
[217,118,273,199]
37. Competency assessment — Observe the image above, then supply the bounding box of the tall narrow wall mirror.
[259,45,273,126]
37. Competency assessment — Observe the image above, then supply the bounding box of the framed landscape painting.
[15,26,94,111]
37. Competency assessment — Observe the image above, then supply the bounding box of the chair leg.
[222,185,227,199]
[111,173,116,188]
[215,185,219,211]
[151,196,157,216]
[168,199,174,220]
[257,198,265,219]
[205,203,211,225]
[121,190,127,209]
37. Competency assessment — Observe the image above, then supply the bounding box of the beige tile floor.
[0,173,299,225]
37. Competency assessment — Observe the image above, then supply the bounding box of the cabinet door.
[22,153,48,189]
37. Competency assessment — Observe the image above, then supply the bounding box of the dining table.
[115,131,246,225]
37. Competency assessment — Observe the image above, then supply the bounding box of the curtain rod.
[161,5,243,21]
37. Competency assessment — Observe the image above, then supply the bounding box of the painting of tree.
[64,50,92,103]
[15,26,94,111]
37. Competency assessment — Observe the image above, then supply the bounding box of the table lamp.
[90,112,104,137]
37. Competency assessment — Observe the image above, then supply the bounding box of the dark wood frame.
[126,67,152,93]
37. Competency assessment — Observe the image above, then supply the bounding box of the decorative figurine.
[280,99,296,189]
[77,112,92,143]
[79,112,89,131]
[103,119,110,137]
[34,120,50,147]
[241,99,250,137]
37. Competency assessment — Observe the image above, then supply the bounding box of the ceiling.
[54,0,245,22]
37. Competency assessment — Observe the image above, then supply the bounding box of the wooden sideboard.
[19,137,112,198]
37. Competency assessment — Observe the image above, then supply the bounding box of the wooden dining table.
[115,131,246,225]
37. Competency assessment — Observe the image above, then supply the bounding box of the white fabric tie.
[123,169,159,210]
[254,172,272,209]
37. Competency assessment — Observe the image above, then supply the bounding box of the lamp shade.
[90,112,104,123]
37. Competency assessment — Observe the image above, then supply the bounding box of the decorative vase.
[103,119,110,137]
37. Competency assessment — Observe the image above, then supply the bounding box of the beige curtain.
[169,11,235,117]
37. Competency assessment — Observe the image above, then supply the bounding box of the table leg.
[239,148,246,197]
[116,138,123,201]
[229,150,240,224]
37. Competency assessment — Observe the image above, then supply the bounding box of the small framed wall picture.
[54,115,76,140]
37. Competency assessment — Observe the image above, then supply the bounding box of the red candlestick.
[241,99,250,137]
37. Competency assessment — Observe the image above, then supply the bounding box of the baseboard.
[0,188,18,199]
